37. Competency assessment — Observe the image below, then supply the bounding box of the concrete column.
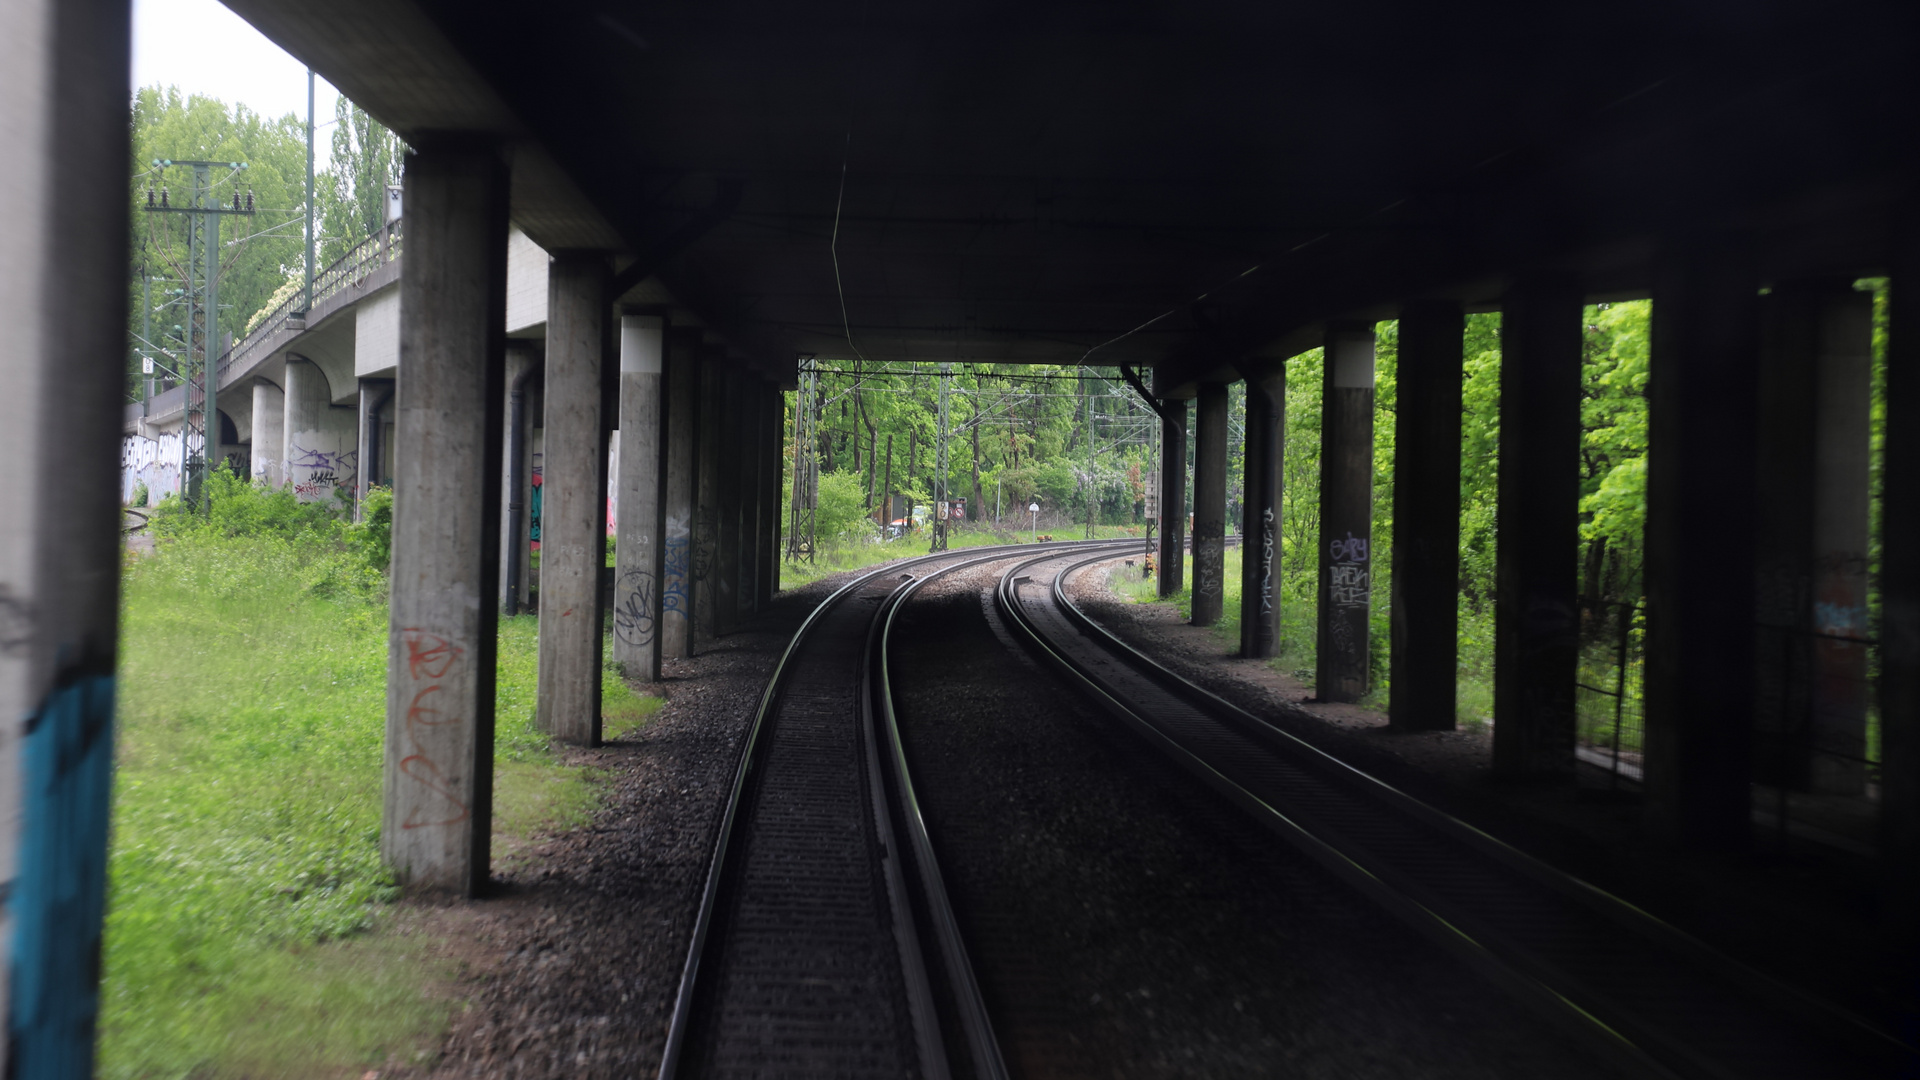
[356,377,394,511]
[764,383,785,599]
[612,315,665,679]
[740,378,766,616]
[694,344,725,643]
[1391,301,1465,731]
[382,138,508,895]
[1644,239,1761,850]
[1756,281,1874,795]
[498,345,538,616]
[1238,361,1285,658]
[661,328,701,658]
[251,377,285,485]
[535,255,611,745]
[715,366,744,634]
[283,355,358,503]
[1317,323,1376,702]
[1157,401,1188,598]
[1492,278,1584,776]
[1191,383,1229,626]
[1882,207,1920,952]
[0,0,129,1066]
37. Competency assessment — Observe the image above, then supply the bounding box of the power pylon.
[786,356,820,562]
[142,159,254,511]
[930,362,951,552]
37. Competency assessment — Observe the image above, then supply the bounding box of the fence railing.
[215,219,403,381]
[1575,601,1646,786]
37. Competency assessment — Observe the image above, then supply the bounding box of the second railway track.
[997,546,1919,1080]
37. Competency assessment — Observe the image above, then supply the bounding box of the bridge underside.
[222,0,1913,377]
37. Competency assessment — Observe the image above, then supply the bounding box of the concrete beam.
[612,315,665,680]
[1238,360,1285,659]
[1389,301,1464,732]
[1493,278,1583,776]
[535,254,611,745]
[0,0,129,1067]
[1190,382,1229,626]
[1317,323,1376,703]
[1157,402,1188,599]
[382,139,508,895]
[1644,238,1762,851]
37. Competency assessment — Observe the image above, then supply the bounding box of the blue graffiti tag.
[9,674,116,1080]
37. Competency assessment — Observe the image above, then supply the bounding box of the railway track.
[996,546,1919,1080]
[659,538,1140,1079]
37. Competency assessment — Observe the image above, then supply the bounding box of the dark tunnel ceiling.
[263,0,1919,369]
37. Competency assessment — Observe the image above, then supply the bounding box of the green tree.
[129,87,308,394]
[316,100,405,265]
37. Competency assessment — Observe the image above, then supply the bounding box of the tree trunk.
[970,415,983,522]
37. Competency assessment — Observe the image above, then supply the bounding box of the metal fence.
[1575,601,1647,785]
[215,219,404,382]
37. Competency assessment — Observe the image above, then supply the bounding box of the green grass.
[104,529,651,1079]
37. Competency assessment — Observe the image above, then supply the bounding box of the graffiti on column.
[662,532,691,616]
[613,569,657,647]
[288,442,358,502]
[397,628,471,829]
[1259,507,1276,615]
[693,509,716,581]
[1328,532,1370,606]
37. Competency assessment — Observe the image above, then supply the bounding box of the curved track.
[995,546,1918,1080]
[660,539,1139,1080]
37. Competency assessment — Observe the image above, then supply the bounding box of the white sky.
[132,0,340,123]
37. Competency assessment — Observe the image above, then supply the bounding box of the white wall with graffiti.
[122,430,183,504]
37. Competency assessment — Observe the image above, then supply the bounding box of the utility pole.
[143,159,253,511]
[786,356,819,562]
[1085,366,1096,539]
[931,361,951,552]
[303,69,315,315]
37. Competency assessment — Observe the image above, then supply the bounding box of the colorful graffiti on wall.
[287,441,358,503]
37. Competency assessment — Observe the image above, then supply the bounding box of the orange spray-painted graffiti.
[398,628,471,829]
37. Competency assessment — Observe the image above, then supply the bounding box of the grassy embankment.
[103,474,658,1079]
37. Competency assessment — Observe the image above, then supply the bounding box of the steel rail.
[994,547,1917,1080]
[657,538,1132,1079]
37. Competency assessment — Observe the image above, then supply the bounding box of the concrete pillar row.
[613,314,666,680]
[1391,301,1465,731]
[535,254,612,745]
[1157,401,1189,598]
[1493,278,1584,775]
[251,377,285,486]
[693,342,727,643]
[660,328,702,658]
[1238,360,1286,659]
[1190,384,1230,626]
[1317,323,1376,702]
[356,376,394,512]
[381,139,509,895]
[498,344,540,617]
[715,364,745,634]
[1644,238,1762,851]
[0,0,130,1064]
[1755,281,1874,796]
[1881,203,1920,953]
